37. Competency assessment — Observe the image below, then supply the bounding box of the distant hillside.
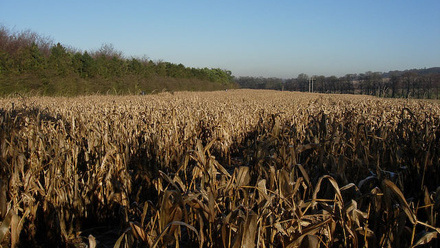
[236,68,440,99]
[383,67,440,77]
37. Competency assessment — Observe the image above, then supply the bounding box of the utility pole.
[309,78,311,92]
[309,77,315,93]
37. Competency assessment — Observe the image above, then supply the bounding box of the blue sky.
[1,1,439,78]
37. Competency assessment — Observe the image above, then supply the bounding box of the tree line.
[0,26,236,96]
[1,25,438,98]
[236,69,440,99]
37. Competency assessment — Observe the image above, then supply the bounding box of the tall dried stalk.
[0,90,439,247]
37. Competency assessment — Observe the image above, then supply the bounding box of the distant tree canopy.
[1,25,438,98]
[0,26,236,96]
[236,69,440,99]
[234,76,284,90]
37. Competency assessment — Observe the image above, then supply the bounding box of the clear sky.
[1,0,439,78]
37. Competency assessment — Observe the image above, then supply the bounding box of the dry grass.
[0,89,440,247]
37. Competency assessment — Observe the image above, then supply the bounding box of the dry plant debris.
[0,89,440,247]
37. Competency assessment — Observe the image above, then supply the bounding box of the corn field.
[1,89,440,247]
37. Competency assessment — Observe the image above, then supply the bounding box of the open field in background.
[1,89,440,247]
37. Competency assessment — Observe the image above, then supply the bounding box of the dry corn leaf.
[256,179,270,202]
[300,235,319,248]
[235,166,250,187]
[279,168,293,198]
[287,218,332,248]
[0,179,7,219]
[382,179,417,224]
[88,234,97,248]
[10,211,19,248]
[129,222,146,242]
[159,190,184,233]
[312,175,342,207]
[296,164,311,187]
[0,209,13,243]
[152,221,199,248]
[412,231,438,247]
[233,212,258,248]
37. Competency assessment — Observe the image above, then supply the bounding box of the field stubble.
[0,89,440,247]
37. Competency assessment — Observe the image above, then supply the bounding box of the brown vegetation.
[1,90,440,247]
